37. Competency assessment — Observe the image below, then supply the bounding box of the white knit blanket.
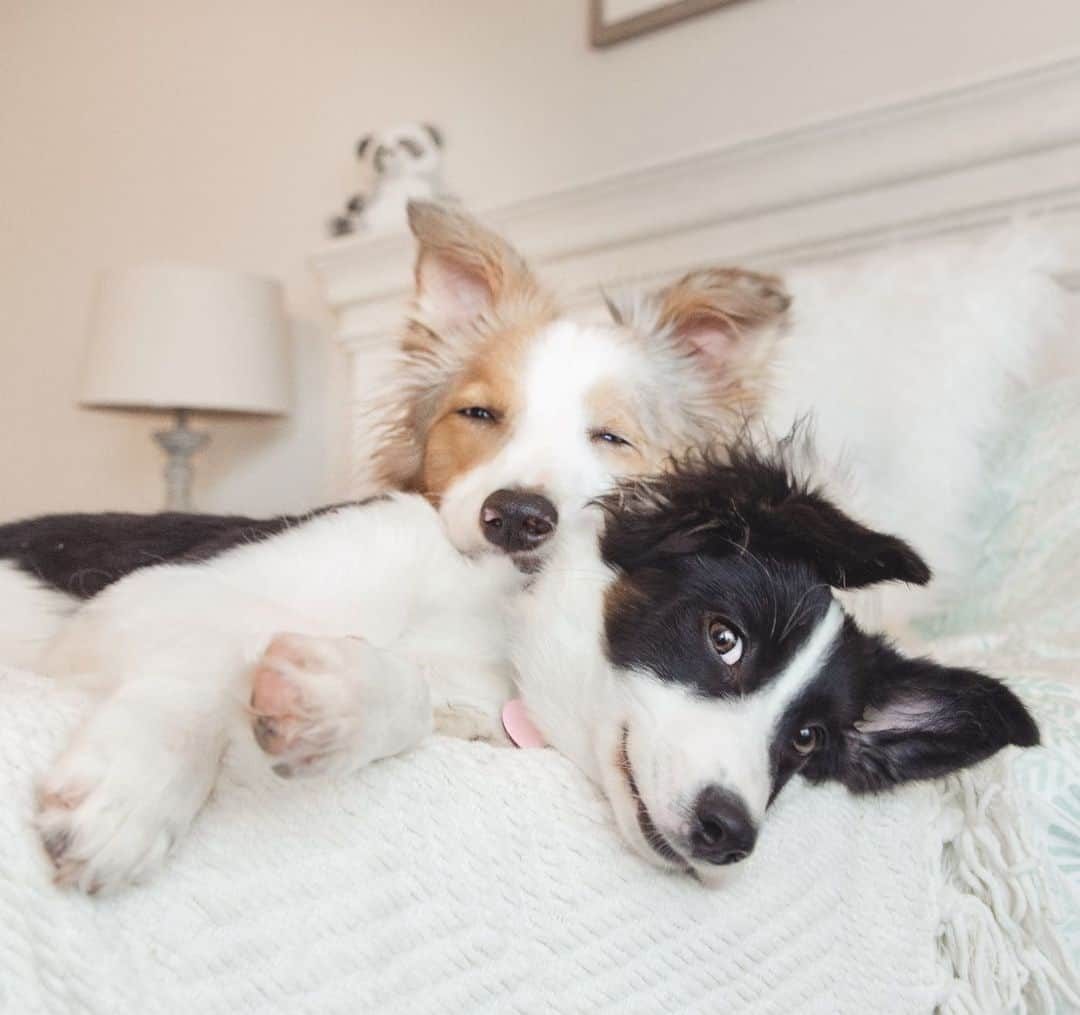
[2,663,1075,1015]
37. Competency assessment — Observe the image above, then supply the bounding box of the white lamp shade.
[81,263,291,415]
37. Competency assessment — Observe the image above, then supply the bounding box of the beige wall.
[1,0,1076,521]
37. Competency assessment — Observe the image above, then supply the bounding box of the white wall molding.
[311,53,1080,351]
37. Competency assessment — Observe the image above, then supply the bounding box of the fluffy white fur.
[21,482,855,891]
[0,562,74,670]
[767,228,1064,635]
[29,495,519,892]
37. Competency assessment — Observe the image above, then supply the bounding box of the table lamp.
[80,263,290,511]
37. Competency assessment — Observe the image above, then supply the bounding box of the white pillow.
[765,228,1066,634]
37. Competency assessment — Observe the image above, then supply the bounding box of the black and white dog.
[6,439,1037,892]
[512,443,1039,880]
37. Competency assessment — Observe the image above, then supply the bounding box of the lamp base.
[154,409,208,511]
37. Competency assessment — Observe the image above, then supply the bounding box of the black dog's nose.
[480,489,558,553]
[689,786,757,866]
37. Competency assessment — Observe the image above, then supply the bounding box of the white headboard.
[311,56,1080,492]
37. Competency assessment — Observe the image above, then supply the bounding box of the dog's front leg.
[249,633,435,778]
[35,645,236,894]
[249,635,513,776]
[424,654,515,744]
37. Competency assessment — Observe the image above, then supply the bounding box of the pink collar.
[501,698,547,748]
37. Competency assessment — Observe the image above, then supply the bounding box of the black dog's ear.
[596,471,739,573]
[755,488,931,590]
[597,445,930,589]
[811,642,1039,793]
[423,123,444,148]
[356,134,374,160]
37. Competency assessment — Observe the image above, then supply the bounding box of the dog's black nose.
[689,786,757,866]
[480,489,558,553]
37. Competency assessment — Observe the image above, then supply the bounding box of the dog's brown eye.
[793,725,824,756]
[458,407,497,423]
[707,619,743,665]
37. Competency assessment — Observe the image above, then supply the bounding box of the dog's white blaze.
[625,600,843,837]
[438,321,639,554]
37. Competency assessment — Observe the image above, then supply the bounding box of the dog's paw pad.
[33,715,218,895]
[250,661,304,755]
[34,776,172,894]
[248,633,364,775]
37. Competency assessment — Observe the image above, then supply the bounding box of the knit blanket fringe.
[934,757,1080,1014]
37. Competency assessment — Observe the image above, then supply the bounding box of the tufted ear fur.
[356,134,374,160]
[740,483,931,590]
[599,442,930,590]
[609,268,790,380]
[803,641,1039,792]
[423,123,444,148]
[406,201,544,330]
[372,204,557,490]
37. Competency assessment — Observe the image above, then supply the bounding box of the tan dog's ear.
[407,202,540,328]
[374,204,554,493]
[658,268,790,368]
[610,268,790,376]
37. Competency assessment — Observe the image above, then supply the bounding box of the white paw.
[35,719,218,894]
[250,633,431,778]
[433,702,507,743]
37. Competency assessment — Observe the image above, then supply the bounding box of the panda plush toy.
[328,122,451,237]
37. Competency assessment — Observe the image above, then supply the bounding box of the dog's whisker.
[778,583,831,642]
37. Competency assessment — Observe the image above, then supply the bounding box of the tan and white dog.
[0,203,792,892]
[372,202,788,562]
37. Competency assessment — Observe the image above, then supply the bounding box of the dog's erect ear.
[753,486,931,590]
[407,201,543,329]
[373,204,555,491]
[356,134,374,160]
[610,268,790,377]
[808,643,1040,792]
[657,269,790,372]
[423,123,444,148]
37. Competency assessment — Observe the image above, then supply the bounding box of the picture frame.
[589,0,744,48]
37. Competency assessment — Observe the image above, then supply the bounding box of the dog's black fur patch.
[599,443,931,590]
[604,552,831,698]
[793,629,1040,792]
[0,501,373,599]
[599,442,1038,799]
